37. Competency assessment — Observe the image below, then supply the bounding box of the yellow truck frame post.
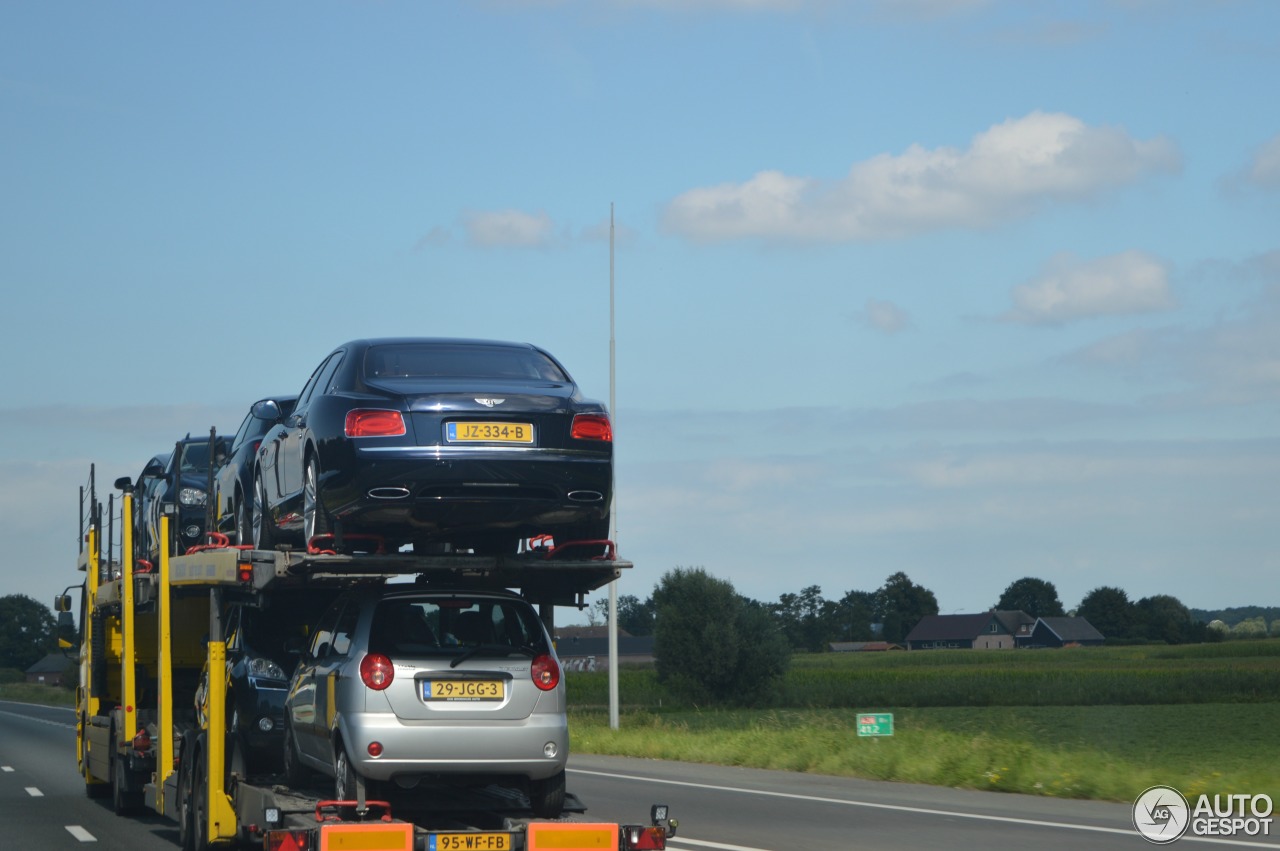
[119,490,137,764]
[77,519,105,794]
[78,487,145,805]
[146,516,175,815]
[204,584,238,846]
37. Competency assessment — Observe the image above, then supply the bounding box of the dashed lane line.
[66,826,97,843]
[569,768,1280,850]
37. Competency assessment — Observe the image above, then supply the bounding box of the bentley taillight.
[345,410,407,438]
[571,414,612,442]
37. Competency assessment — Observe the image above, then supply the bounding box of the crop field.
[566,640,1280,802]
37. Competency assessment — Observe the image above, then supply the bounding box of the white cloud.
[618,0,807,8]
[662,112,1180,243]
[1003,250,1175,325]
[463,209,556,248]
[413,226,452,250]
[1063,250,1280,405]
[992,19,1109,46]
[1245,133,1280,190]
[859,298,910,333]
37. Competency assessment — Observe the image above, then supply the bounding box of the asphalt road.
[3,700,1275,851]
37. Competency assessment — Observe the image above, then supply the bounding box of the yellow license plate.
[430,833,512,851]
[425,679,504,701]
[447,422,534,443]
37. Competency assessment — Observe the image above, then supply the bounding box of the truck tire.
[529,769,566,819]
[192,746,211,851]
[111,739,143,815]
[177,749,196,851]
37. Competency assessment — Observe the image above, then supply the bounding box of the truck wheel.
[177,750,196,851]
[192,747,211,851]
[111,750,141,815]
[529,769,566,819]
[253,472,276,550]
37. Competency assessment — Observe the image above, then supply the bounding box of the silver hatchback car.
[283,584,569,817]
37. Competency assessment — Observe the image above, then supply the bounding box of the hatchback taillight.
[345,409,407,438]
[531,654,560,691]
[359,653,394,690]
[571,414,612,442]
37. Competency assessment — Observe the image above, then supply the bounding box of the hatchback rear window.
[364,344,568,382]
[369,596,549,656]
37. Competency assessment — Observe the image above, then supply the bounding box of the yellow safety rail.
[121,490,137,754]
[80,523,101,786]
[205,638,238,844]
[156,516,173,813]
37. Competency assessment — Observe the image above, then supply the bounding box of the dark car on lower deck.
[127,435,231,564]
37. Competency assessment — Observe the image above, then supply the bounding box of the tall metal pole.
[608,203,619,730]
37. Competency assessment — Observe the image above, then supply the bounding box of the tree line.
[596,572,1228,652]
[0,594,59,678]
[584,567,1246,707]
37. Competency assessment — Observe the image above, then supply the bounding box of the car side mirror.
[252,399,283,422]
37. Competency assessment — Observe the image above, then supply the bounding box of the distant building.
[1025,616,1106,648]
[903,611,1104,649]
[554,626,654,672]
[828,641,903,652]
[24,653,73,686]
[904,611,1030,650]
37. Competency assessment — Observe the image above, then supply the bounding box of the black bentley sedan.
[251,338,613,555]
[213,394,298,545]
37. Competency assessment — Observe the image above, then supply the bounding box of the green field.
[567,640,1280,802]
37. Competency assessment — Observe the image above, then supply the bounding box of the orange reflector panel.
[319,823,414,851]
[527,823,618,851]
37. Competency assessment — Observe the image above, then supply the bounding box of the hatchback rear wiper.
[449,643,538,668]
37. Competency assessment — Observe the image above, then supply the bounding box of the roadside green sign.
[857,712,894,737]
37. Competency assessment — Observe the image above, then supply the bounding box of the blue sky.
[3,1,1278,623]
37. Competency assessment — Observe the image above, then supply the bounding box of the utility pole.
[608,203,619,730]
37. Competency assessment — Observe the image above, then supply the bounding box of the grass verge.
[570,704,1280,803]
[0,683,75,706]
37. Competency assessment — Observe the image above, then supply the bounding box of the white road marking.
[26,787,44,797]
[569,768,1280,849]
[66,826,97,842]
[0,708,77,729]
[1,766,14,772]
[668,840,769,851]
